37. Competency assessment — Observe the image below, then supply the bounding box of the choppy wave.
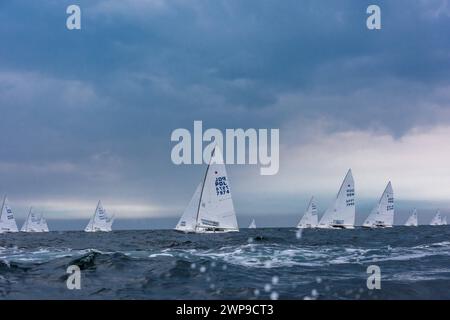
[0,226,449,299]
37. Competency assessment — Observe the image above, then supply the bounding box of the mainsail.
[0,196,19,233]
[175,146,239,233]
[248,219,256,229]
[318,169,355,229]
[430,211,444,226]
[404,209,418,227]
[363,182,394,228]
[297,196,318,228]
[84,201,114,232]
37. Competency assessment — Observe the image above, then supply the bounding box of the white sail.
[430,211,444,226]
[248,219,256,229]
[85,214,95,232]
[175,146,239,233]
[404,209,418,227]
[107,214,115,230]
[363,182,394,228]
[175,183,202,232]
[196,147,238,232]
[84,201,114,232]
[443,216,448,225]
[297,197,318,228]
[318,169,355,229]
[39,214,50,232]
[0,196,19,233]
[21,207,43,232]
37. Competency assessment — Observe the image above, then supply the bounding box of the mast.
[88,201,100,232]
[194,147,215,232]
[93,201,100,231]
[0,195,6,222]
[25,207,33,231]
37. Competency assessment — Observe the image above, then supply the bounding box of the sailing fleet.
[0,146,449,233]
[296,170,447,230]
[175,147,447,233]
[0,196,115,233]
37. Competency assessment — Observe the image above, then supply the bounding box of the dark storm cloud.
[0,0,449,222]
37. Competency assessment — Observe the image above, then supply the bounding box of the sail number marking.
[215,176,230,196]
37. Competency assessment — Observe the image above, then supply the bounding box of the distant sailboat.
[248,219,256,229]
[404,209,418,227]
[318,169,355,229]
[0,196,19,233]
[21,207,47,232]
[175,146,239,233]
[430,210,445,226]
[39,214,49,232]
[84,201,114,232]
[297,196,318,229]
[363,182,394,228]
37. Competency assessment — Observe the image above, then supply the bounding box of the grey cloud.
[0,0,449,221]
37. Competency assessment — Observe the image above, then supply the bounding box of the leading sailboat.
[0,196,19,233]
[363,182,394,228]
[297,196,318,228]
[318,169,355,229]
[84,201,115,232]
[175,146,239,233]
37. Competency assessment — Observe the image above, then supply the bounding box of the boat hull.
[174,227,239,234]
[317,225,355,230]
[362,224,393,229]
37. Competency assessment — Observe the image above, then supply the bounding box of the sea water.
[0,226,449,299]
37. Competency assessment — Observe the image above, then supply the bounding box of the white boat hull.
[175,227,239,234]
[317,225,355,230]
[362,225,393,229]
[297,225,318,229]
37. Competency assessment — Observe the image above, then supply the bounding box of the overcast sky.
[1,0,450,229]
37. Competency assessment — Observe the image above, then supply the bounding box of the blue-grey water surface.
[0,226,449,299]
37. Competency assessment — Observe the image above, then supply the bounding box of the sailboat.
[430,210,445,226]
[38,214,49,232]
[318,169,355,229]
[0,196,19,233]
[404,209,418,227]
[297,196,318,228]
[175,146,239,233]
[21,207,46,232]
[84,200,115,232]
[363,182,394,228]
[248,219,256,229]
